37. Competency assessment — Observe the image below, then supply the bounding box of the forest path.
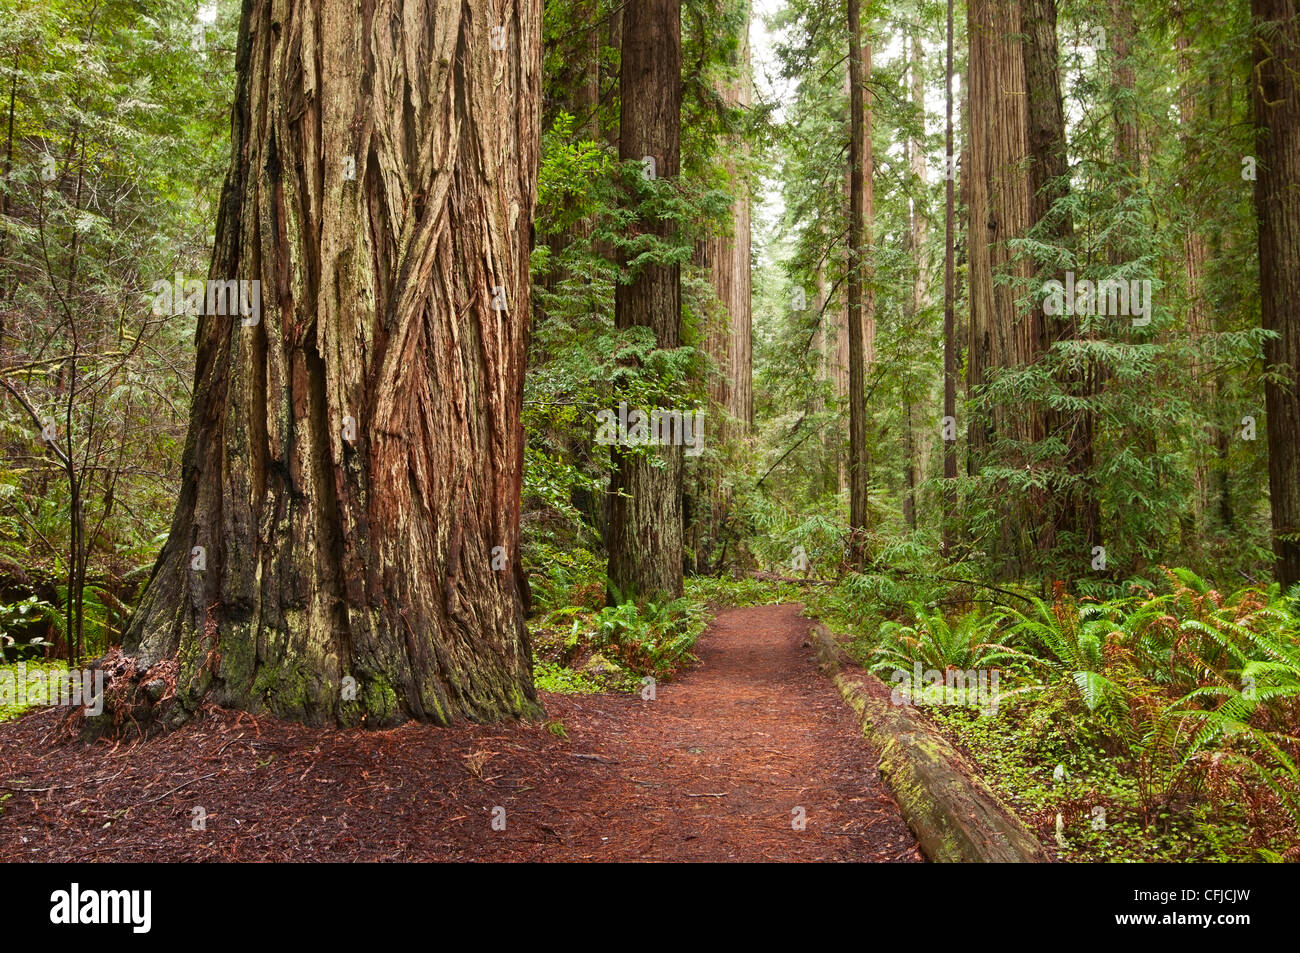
[525,602,923,860]
[0,604,921,862]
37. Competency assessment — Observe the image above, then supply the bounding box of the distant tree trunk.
[904,28,928,533]
[1109,0,1139,174]
[903,402,918,529]
[832,274,850,493]
[692,14,752,573]
[1251,0,1300,587]
[607,0,684,601]
[815,268,840,496]
[1174,6,1218,541]
[846,0,875,564]
[577,0,601,138]
[942,0,958,555]
[0,63,16,336]
[959,107,973,484]
[701,20,752,432]
[114,0,543,729]
[966,0,1036,575]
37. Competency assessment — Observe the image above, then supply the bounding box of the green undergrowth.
[532,658,611,695]
[930,697,1256,862]
[684,575,806,608]
[807,566,1300,862]
[0,660,70,722]
[528,561,711,694]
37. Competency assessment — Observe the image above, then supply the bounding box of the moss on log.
[812,623,1049,863]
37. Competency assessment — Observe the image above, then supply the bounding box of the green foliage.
[869,603,1027,677]
[524,541,606,616]
[685,575,803,608]
[0,595,54,661]
[591,598,706,678]
[930,697,1253,862]
[1001,597,1128,714]
[533,661,605,696]
[0,660,68,722]
[921,571,1300,856]
[0,0,238,660]
[745,494,847,576]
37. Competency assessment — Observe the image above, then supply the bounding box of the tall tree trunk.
[692,12,752,572]
[1174,5,1223,542]
[942,0,958,555]
[1023,0,1098,571]
[607,0,684,601]
[0,63,17,338]
[904,28,928,532]
[846,0,875,563]
[815,268,840,496]
[113,0,543,729]
[966,0,1035,576]
[1109,0,1139,175]
[576,0,601,138]
[1251,0,1300,587]
[832,272,850,493]
[702,19,752,432]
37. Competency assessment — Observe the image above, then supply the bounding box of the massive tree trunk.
[1251,0,1300,587]
[1022,0,1098,569]
[846,0,875,563]
[966,0,1036,576]
[113,0,543,729]
[607,0,684,601]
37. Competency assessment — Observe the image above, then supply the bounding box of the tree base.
[59,649,189,743]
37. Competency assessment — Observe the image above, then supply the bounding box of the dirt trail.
[0,604,921,862]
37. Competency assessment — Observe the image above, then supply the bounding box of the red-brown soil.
[0,604,921,862]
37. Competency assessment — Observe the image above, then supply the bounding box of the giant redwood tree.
[107,0,544,728]
[607,0,685,601]
[1022,0,1099,566]
[1252,0,1300,587]
[966,0,1037,577]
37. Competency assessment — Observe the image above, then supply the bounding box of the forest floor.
[0,604,921,862]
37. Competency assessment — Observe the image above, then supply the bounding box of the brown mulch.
[0,604,922,862]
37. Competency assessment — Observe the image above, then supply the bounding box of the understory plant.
[591,597,706,678]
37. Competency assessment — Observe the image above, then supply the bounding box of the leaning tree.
[101,0,544,729]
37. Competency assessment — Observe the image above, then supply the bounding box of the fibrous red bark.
[1252,0,1300,586]
[114,0,543,729]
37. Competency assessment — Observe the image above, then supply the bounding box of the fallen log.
[811,623,1050,863]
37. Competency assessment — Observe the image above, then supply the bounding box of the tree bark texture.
[1252,0,1300,586]
[119,0,543,728]
[607,0,684,601]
